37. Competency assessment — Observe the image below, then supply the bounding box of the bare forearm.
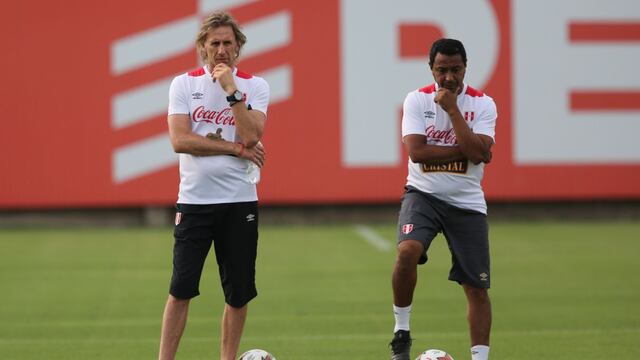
[409,144,466,165]
[231,106,263,147]
[448,110,491,164]
[172,133,241,157]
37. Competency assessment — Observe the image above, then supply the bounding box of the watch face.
[227,90,243,104]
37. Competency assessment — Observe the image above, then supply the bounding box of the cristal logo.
[110,0,292,184]
[192,106,235,125]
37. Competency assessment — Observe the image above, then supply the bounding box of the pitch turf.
[1,221,639,359]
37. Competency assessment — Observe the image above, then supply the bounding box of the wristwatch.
[226,90,243,106]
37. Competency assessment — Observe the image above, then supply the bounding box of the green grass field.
[1,221,639,359]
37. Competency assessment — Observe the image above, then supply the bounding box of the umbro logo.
[479,272,488,281]
[192,92,204,100]
[424,110,435,119]
[246,214,256,222]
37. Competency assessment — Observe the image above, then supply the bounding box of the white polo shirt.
[402,83,497,214]
[168,66,269,204]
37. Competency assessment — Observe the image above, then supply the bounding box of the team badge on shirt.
[402,224,414,234]
[464,111,475,122]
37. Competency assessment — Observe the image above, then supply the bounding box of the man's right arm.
[404,134,466,165]
[168,114,266,166]
[167,114,243,156]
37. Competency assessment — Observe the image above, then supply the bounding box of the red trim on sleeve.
[188,68,206,77]
[465,86,485,97]
[236,69,253,79]
[419,84,436,94]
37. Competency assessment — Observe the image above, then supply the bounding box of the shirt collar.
[204,65,238,76]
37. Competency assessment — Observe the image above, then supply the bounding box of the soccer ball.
[237,349,276,360]
[415,349,455,360]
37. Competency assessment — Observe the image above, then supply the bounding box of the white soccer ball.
[415,349,455,360]
[237,349,276,360]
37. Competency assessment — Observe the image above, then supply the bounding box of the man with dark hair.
[158,10,269,360]
[389,38,496,360]
[429,38,467,67]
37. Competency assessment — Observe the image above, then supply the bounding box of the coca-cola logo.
[191,106,235,125]
[426,125,457,145]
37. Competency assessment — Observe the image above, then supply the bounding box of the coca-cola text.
[426,125,457,145]
[191,106,235,125]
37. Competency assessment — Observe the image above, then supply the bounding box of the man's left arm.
[450,108,493,164]
[435,88,495,164]
[214,64,269,148]
[230,101,266,148]
[468,97,497,164]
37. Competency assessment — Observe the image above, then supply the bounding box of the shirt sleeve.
[472,96,497,142]
[168,75,190,115]
[401,91,426,138]
[248,76,270,117]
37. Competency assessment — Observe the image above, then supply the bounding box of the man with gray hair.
[159,10,269,360]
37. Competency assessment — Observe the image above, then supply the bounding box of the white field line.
[353,224,392,252]
[11,312,399,329]
[3,327,639,344]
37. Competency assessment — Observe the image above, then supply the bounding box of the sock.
[393,304,412,332]
[471,345,489,360]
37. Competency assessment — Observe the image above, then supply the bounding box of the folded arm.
[168,114,265,166]
[404,134,466,165]
[448,109,493,164]
[168,114,242,156]
[435,88,494,164]
[229,103,266,148]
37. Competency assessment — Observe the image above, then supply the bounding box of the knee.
[396,241,423,267]
[168,294,191,307]
[225,303,248,311]
[464,286,490,304]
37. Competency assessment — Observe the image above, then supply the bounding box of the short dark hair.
[428,38,467,68]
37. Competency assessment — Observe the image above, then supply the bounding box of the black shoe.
[389,330,412,360]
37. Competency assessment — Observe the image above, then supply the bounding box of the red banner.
[1,0,639,208]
